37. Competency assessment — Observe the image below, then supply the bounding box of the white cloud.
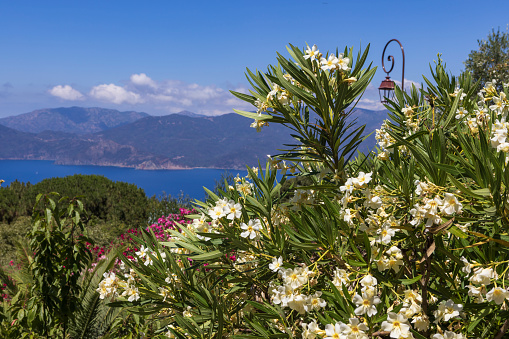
[89,84,143,104]
[52,74,255,116]
[357,98,386,111]
[394,78,422,90]
[138,77,252,114]
[49,85,84,100]
[130,73,157,88]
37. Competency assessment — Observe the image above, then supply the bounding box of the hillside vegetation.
[0,174,191,266]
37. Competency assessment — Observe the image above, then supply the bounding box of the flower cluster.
[268,259,325,315]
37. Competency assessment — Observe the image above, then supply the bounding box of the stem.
[494,319,509,339]
[420,234,432,338]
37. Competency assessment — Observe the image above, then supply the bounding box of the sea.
[0,160,248,200]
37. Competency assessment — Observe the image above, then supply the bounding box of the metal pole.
[382,39,405,91]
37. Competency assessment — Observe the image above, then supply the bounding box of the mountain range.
[0,107,388,169]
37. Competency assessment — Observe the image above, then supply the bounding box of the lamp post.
[379,39,405,104]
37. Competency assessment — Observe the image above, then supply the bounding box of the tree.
[464,27,509,90]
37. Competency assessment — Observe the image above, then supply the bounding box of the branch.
[494,319,509,339]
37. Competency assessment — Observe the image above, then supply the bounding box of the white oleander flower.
[360,273,377,288]
[381,312,411,339]
[412,314,430,331]
[414,180,429,196]
[288,293,307,314]
[250,119,269,132]
[490,96,506,114]
[432,331,466,339]
[343,208,355,227]
[353,172,372,188]
[353,292,380,317]
[402,105,414,117]
[304,44,320,61]
[122,285,140,302]
[306,291,327,312]
[282,267,309,290]
[376,223,396,244]
[336,54,351,71]
[332,268,350,288]
[240,219,261,239]
[455,107,468,119]
[364,189,383,209]
[486,286,509,305]
[434,299,462,323]
[440,193,462,215]
[339,318,368,338]
[209,205,225,220]
[224,200,242,220]
[340,178,355,194]
[320,54,339,71]
[490,123,508,148]
[183,306,193,317]
[136,245,150,258]
[269,256,283,272]
[469,267,498,285]
[302,320,321,339]
[324,322,343,339]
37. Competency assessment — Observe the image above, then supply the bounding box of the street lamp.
[379,39,405,104]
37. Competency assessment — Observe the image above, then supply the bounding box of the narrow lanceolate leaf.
[232,109,273,121]
[429,218,454,234]
[468,231,509,247]
[400,275,422,285]
[190,250,223,261]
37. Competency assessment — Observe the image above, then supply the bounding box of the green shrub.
[100,43,509,338]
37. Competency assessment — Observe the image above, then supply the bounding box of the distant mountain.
[172,110,205,118]
[0,107,149,134]
[350,108,390,153]
[0,124,181,169]
[96,113,297,169]
[0,107,389,169]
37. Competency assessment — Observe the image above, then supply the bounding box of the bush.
[100,43,509,338]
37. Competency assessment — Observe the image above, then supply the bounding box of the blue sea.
[0,160,248,200]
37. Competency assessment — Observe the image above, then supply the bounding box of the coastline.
[0,157,247,171]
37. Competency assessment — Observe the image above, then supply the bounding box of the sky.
[1,0,509,118]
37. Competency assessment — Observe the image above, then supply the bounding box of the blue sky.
[1,0,508,118]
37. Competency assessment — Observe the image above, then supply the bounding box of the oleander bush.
[96,44,509,338]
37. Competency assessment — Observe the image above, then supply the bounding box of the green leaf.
[449,226,468,239]
[233,109,273,121]
[191,250,223,261]
[472,188,491,197]
[399,275,422,285]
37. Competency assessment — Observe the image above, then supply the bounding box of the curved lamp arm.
[382,39,405,91]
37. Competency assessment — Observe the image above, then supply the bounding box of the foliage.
[464,27,509,91]
[98,42,509,338]
[26,193,93,336]
[148,192,193,225]
[0,175,194,267]
[0,174,149,226]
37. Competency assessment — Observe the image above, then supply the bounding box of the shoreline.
[0,158,248,171]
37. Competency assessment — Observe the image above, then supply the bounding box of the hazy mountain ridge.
[0,107,149,134]
[0,107,389,169]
